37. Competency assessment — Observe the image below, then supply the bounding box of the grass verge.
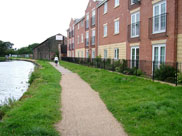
[0,57,6,61]
[0,60,61,136]
[60,61,182,136]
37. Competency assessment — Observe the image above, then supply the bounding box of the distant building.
[33,34,67,60]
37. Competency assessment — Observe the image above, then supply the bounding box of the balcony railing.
[85,38,89,47]
[85,20,89,30]
[91,36,95,46]
[91,16,95,27]
[148,13,168,39]
[128,21,140,42]
[128,0,141,10]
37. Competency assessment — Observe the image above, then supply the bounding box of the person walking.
[54,56,59,66]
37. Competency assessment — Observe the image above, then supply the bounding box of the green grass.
[60,61,182,136]
[0,57,6,61]
[0,61,61,136]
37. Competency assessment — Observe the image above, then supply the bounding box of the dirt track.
[50,62,127,136]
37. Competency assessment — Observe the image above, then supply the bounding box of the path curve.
[50,62,128,136]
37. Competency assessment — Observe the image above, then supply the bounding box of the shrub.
[178,72,182,84]
[154,64,176,83]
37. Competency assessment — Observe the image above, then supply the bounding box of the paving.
[50,62,128,136]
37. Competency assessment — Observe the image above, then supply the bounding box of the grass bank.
[0,57,6,61]
[0,61,61,136]
[61,61,182,136]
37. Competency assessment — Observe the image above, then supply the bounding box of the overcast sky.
[0,0,89,49]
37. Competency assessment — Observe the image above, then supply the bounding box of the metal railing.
[62,57,182,86]
[128,21,140,42]
[148,13,168,39]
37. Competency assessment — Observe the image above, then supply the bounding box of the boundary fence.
[62,57,182,86]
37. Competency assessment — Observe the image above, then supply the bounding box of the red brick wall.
[178,0,182,34]
[98,0,128,46]
[74,18,85,49]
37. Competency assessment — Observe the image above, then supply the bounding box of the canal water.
[0,61,35,105]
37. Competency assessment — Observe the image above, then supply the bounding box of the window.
[78,23,80,30]
[103,24,107,37]
[86,13,89,29]
[153,1,166,33]
[131,0,140,5]
[81,20,84,27]
[86,31,89,46]
[114,19,119,34]
[153,44,166,69]
[115,0,119,7]
[78,52,80,57]
[86,50,89,58]
[92,29,95,45]
[81,51,83,57]
[114,48,119,59]
[131,47,139,68]
[131,12,140,38]
[92,9,96,26]
[92,49,95,58]
[104,49,107,59]
[77,35,79,44]
[104,2,108,14]
[81,34,84,43]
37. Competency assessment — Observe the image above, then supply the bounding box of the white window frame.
[77,35,79,44]
[115,0,120,7]
[103,23,108,37]
[152,44,166,69]
[86,49,89,58]
[92,49,95,58]
[114,19,120,34]
[130,46,139,68]
[92,9,95,17]
[114,48,119,60]
[81,34,84,43]
[153,0,167,34]
[131,11,140,38]
[78,23,80,30]
[104,2,108,14]
[104,49,107,59]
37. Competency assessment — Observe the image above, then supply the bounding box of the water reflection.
[0,61,35,105]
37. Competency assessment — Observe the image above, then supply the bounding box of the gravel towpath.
[50,62,127,136]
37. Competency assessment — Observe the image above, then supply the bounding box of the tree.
[0,41,14,56]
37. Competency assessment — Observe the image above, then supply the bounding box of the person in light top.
[54,56,59,66]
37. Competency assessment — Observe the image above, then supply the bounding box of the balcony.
[128,21,140,42]
[91,36,95,46]
[148,13,168,40]
[85,20,89,30]
[85,38,89,48]
[128,0,141,10]
[91,16,95,27]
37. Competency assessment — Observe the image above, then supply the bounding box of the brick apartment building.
[67,0,182,67]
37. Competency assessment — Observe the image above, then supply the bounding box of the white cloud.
[0,0,89,49]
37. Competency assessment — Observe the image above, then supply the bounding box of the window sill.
[103,35,108,38]
[114,5,120,9]
[152,30,166,34]
[103,12,107,15]
[114,32,120,35]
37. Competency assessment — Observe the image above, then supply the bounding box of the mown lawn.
[0,61,61,136]
[61,61,182,136]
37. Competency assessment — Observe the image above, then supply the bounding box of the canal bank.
[0,60,61,136]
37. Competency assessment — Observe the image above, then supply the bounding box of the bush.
[0,57,6,61]
[178,72,182,84]
[154,64,176,83]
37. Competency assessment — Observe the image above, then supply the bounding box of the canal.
[0,61,35,105]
